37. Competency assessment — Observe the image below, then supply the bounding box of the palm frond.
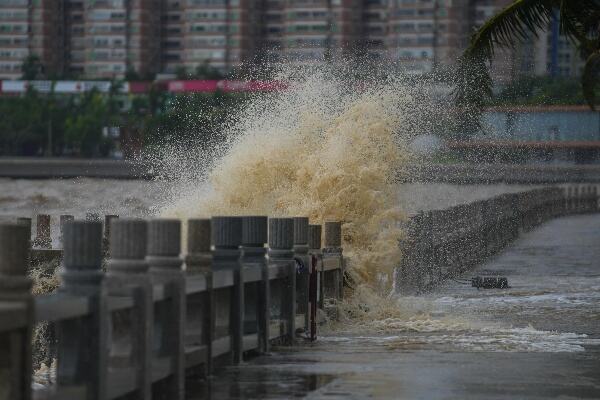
[582,49,600,110]
[454,0,557,129]
[464,0,556,61]
[558,0,600,52]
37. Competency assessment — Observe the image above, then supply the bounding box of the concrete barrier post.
[566,186,573,214]
[323,221,343,300]
[0,223,32,400]
[241,216,268,353]
[293,217,310,333]
[211,216,243,363]
[59,215,74,248]
[17,217,32,249]
[33,214,51,249]
[185,219,213,376]
[56,221,106,400]
[268,218,295,343]
[102,214,118,255]
[106,219,152,399]
[147,219,185,400]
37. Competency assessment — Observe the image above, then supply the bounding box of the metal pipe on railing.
[293,217,310,333]
[307,224,322,339]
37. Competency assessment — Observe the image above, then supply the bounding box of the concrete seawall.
[402,163,600,184]
[1,158,600,183]
[0,158,153,179]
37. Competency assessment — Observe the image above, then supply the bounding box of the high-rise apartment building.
[84,0,161,79]
[0,0,64,79]
[65,0,85,76]
[0,0,587,80]
[182,0,261,73]
[386,0,473,74]
[363,0,387,61]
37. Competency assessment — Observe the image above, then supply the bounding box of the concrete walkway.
[192,214,600,399]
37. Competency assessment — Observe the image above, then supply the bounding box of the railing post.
[241,216,268,353]
[293,217,310,334]
[323,221,343,300]
[33,214,51,249]
[185,218,213,376]
[146,219,184,400]
[59,215,74,248]
[0,223,32,400]
[211,216,243,364]
[268,218,295,343]
[56,220,106,400]
[17,217,32,249]
[307,224,321,340]
[106,219,152,399]
[102,215,118,256]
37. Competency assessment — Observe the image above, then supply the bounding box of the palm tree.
[455,0,600,118]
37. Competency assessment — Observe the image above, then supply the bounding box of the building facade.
[0,0,65,79]
[0,0,587,80]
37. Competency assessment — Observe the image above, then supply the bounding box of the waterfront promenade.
[201,213,600,399]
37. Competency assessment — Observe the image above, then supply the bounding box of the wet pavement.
[191,213,600,399]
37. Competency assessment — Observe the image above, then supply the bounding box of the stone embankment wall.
[2,158,600,182]
[396,185,599,294]
[403,163,600,184]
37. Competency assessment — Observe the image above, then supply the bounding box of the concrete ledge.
[2,158,600,183]
[0,158,153,179]
[402,163,600,184]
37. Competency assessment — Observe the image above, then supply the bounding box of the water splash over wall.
[159,65,415,291]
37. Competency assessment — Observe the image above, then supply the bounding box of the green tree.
[124,68,141,81]
[20,55,44,80]
[455,0,600,134]
[494,75,585,105]
[174,65,188,80]
[64,90,113,157]
[194,61,224,79]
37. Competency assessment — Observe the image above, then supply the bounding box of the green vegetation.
[454,0,600,136]
[0,88,244,157]
[492,76,586,105]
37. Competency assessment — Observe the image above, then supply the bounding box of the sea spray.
[160,66,414,295]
